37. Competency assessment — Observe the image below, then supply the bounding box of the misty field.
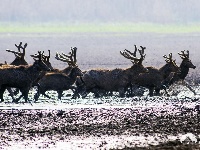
[0,32,200,149]
[1,23,200,33]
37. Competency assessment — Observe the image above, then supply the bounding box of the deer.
[34,47,83,101]
[132,53,179,96]
[165,50,196,94]
[4,42,29,100]
[0,51,51,103]
[73,45,148,98]
[6,42,28,65]
[30,50,54,86]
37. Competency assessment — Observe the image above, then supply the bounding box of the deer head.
[163,53,178,67]
[6,42,28,65]
[161,53,180,78]
[30,51,51,71]
[178,50,196,69]
[120,45,148,74]
[55,47,78,67]
[31,50,54,70]
[55,47,83,76]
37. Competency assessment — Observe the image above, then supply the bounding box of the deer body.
[166,50,196,93]
[82,64,147,97]
[133,53,179,96]
[74,45,148,98]
[5,42,29,100]
[0,53,50,102]
[34,47,83,101]
[35,67,83,100]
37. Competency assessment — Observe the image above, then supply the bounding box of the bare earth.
[0,32,200,149]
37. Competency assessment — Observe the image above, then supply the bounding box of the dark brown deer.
[133,53,179,96]
[6,42,28,65]
[0,51,51,103]
[74,45,148,98]
[30,50,54,86]
[5,42,29,100]
[34,47,83,101]
[166,50,196,94]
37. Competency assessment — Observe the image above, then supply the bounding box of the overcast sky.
[0,0,200,24]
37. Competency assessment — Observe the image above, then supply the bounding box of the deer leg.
[72,87,81,99]
[148,87,154,97]
[13,88,20,95]
[126,83,133,97]
[0,86,6,102]
[73,84,87,99]
[23,92,29,103]
[34,83,41,102]
[161,85,170,96]
[6,87,16,102]
[81,88,89,98]
[57,90,63,100]
[154,88,160,96]
[94,93,100,98]
[15,88,29,103]
[42,92,52,99]
[37,87,52,100]
[92,88,101,98]
[119,88,125,97]
[34,92,40,102]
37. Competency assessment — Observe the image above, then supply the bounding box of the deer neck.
[62,66,73,75]
[26,64,43,82]
[67,69,78,84]
[10,59,28,66]
[179,63,189,80]
[159,64,173,79]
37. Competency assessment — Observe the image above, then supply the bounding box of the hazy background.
[0,0,200,25]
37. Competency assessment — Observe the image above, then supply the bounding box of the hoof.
[12,100,19,104]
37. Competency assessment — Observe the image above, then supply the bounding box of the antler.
[120,50,140,63]
[42,50,51,62]
[6,42,27,58]
[163,53,173,63]
[30,51,43,61]
[163,53,177,67]
[120,45,146,64]
[31,50,51,62]
[138,46,146,62]
[178,50,189,59]
[55,47,77,66]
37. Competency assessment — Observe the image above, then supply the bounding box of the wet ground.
[0,85,199,149]
[0,32,200,149]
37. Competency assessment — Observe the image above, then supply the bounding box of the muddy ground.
[0,32,200,149]
[0,99,199,149]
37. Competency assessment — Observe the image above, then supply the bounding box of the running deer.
[74,45,148,98]
[0,51,51,103]
[133,53,179,96]
[5,42,29,100]
[166,50,196,94]
[34,47,83,101]
[30,50,54,86]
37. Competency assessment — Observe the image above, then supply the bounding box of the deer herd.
[0,42,196,103]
